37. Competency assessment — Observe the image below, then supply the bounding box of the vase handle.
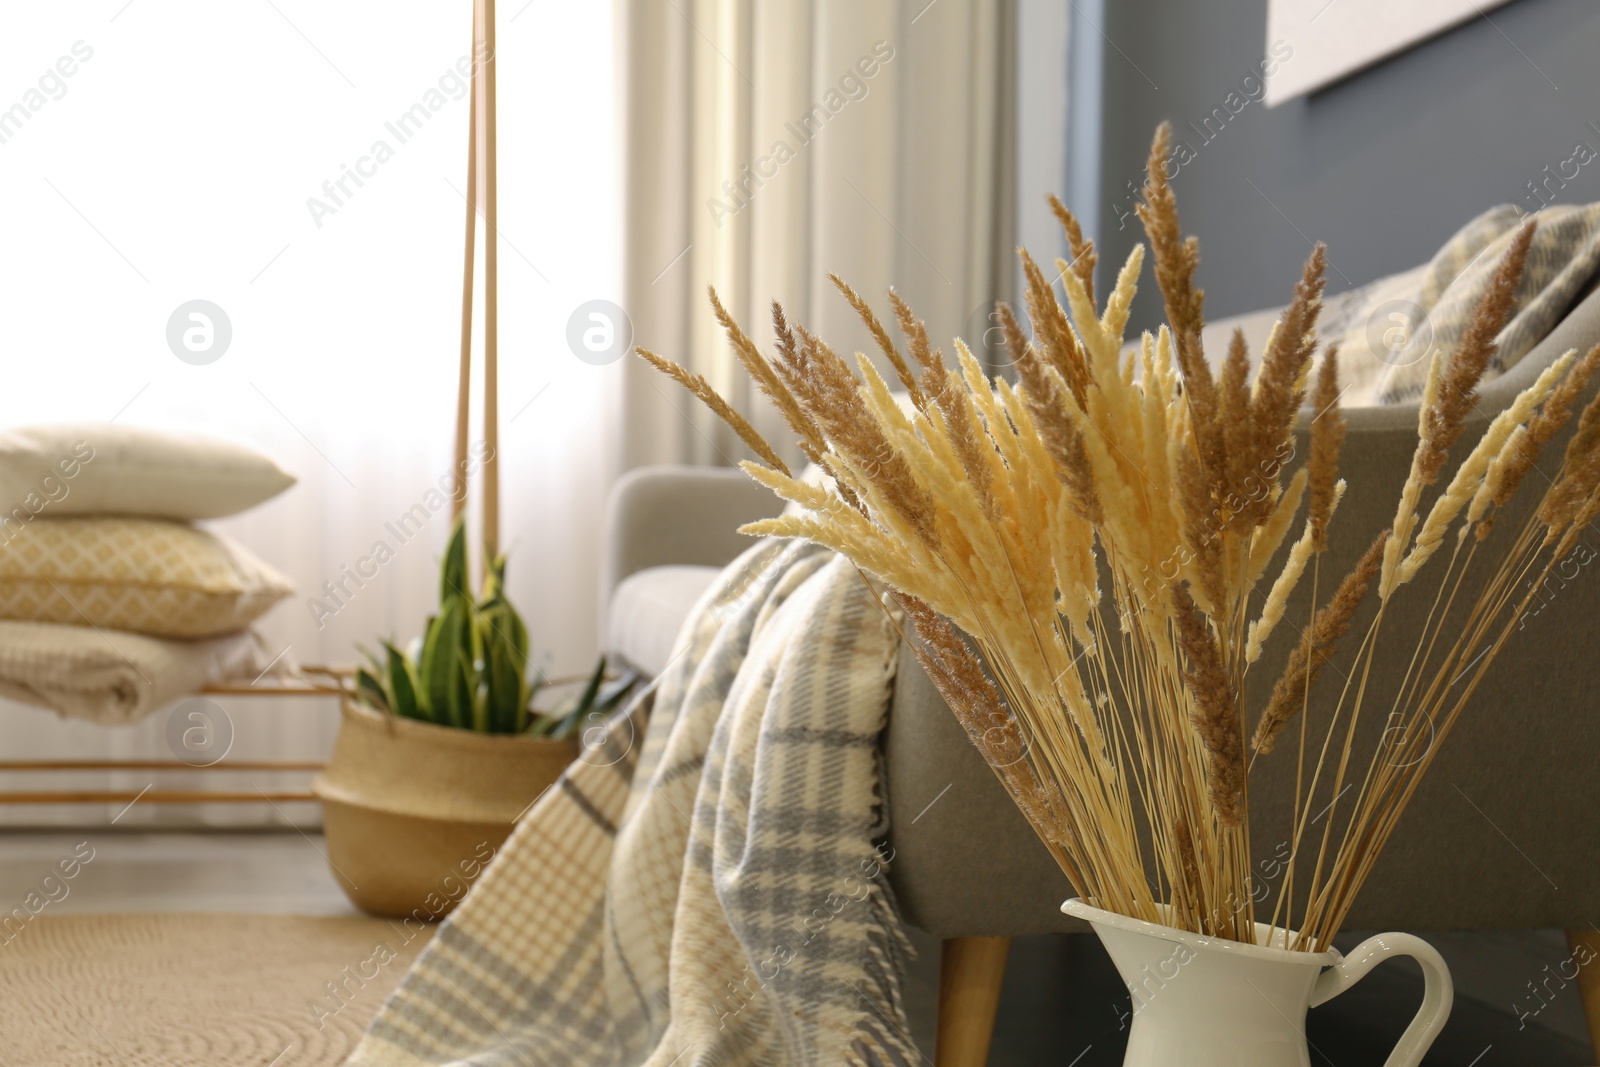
[1310,932,1453,1067]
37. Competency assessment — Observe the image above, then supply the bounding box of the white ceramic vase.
[1062,898,1452,1067]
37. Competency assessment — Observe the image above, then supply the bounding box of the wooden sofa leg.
[936,936,1011,1067]
[1567,929,1600,1060]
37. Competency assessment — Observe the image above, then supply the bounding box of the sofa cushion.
[604,565,720,676]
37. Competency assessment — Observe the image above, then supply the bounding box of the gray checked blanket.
[345,539,918,1066]
[1317,201,1600,405]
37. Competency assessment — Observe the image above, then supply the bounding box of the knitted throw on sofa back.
[1315,202,1600,405]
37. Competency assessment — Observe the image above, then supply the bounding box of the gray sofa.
[601,285,1600,1065]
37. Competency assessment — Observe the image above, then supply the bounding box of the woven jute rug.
[0,913,434,1066]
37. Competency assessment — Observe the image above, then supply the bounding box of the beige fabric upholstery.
[605,565,720,676]
[599,466,781,615]
[1196,267,1428,407]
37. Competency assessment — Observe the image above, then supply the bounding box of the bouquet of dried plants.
[638,124,1600,950]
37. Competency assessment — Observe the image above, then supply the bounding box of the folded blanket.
[0,620,286,724]
[347,540,918,1066]
[1317,202,1600,405]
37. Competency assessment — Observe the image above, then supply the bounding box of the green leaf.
[574,655,607,715]
[382,639,421,718]
[475,595,530,733]
[594,670,641,715]
[544,662,604,739]
[440,514,469,605]
[467,601,487,672]
[355,666,390,713]
[421,596,468,727]
[356,642,385,677]
[482,552,509,603]
[543,700,588,742]
[457,648,486,732]
[480,627,521,734]
[355,513,554,735]
[536,657,628,742]
[526,702,565,737]
[519,666,549,734]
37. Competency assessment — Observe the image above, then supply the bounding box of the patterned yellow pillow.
[0,518,293,638]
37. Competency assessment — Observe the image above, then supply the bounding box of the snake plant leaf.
[355,666,390,714]
[456,648,487,732]
[539,656,628,742]
[481,620,524,734]
[356,642,385,677]
[518,666,549,734]
[361,511,630,735]
[479,600,529,663]
[523,668,563,736]
[354,644,393,709]
[439,514,469,604]
[525,705,562,737]
[593,669,641,715]
[421,595,468,726]
[454,608,477,728]
[574,655,607,716]
[482,552,509,604]
[543,700,588,742]
[476,591,530,733]
[467,602,487,681]
[382,639,422,718]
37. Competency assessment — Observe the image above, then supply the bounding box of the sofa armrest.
[599,465,783,618]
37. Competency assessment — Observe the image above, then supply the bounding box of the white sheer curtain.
[0,1,620,826]
[617,0,1017,471]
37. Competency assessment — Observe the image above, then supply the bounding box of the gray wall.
[1083,0,1600,334]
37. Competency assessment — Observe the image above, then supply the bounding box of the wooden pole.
[0,791,317,805]
[0,760,325,772]
[1567,928,1600,1061]
[481,0,501,566]
[452,0,481,522]
[936,936,1011,1066]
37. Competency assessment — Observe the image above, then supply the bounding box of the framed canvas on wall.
[1265,0,1518,106]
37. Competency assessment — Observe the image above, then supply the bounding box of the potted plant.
[314,516,637,919]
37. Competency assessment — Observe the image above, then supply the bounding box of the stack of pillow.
[0,424,297,724]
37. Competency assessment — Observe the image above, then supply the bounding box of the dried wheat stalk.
[637,123,1591,948]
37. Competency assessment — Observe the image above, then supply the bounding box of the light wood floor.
[0,830,353,915]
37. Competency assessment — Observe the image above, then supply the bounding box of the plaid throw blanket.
[1316,202,1600,405]
[345,540,918,1067]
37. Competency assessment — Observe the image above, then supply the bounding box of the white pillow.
[0,423,295,522]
